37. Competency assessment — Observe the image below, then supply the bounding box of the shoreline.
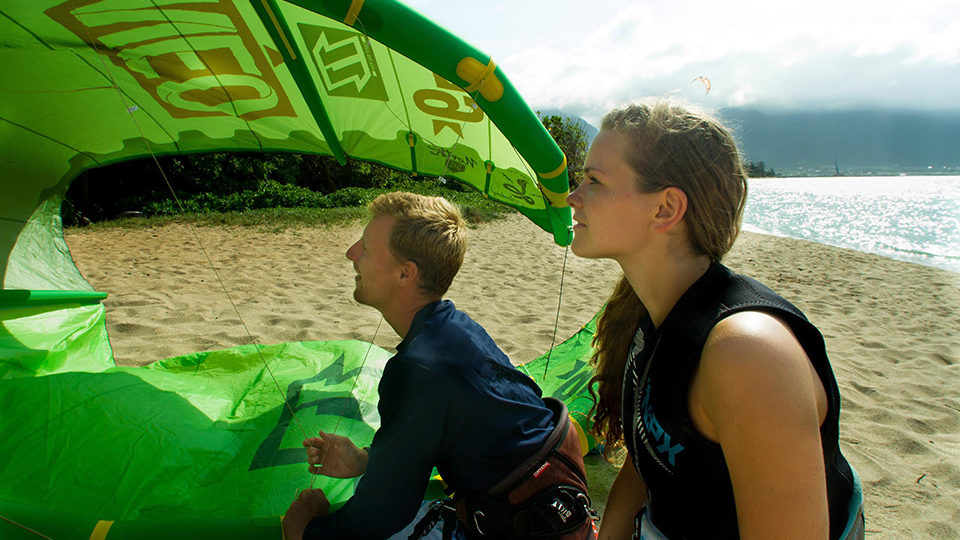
[743,175,960,275]
[739,223,960,275]
[65,214,960,538]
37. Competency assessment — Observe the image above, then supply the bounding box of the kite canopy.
[0,0,590,538]
[1,0,573,294]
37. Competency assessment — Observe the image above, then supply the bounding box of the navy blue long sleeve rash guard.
[303,300,554,539]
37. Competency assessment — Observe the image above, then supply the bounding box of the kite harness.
[410,398,598,539]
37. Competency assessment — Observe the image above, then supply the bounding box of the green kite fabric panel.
[0,329,598,538]
[0,341,389,538]
[0,299,112,378]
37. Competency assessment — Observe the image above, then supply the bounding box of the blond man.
[283,193,593,539]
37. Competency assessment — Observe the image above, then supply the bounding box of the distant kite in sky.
[692,76,711,94]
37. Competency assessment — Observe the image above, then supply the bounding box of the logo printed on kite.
[502,176,537,205]
[424,142,478,173]
[300,24,388,101]
[249,353,381,471]
[46,0,296,120]
[414,75,486,138]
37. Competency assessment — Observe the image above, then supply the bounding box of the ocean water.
[742,176,960,273]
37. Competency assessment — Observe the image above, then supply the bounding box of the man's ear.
[397,260,420,288]
[652,187,688,232]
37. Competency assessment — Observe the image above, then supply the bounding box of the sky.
[405,0,960,124]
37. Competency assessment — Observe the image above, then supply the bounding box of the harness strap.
[488,397,572,495]
[456,398,596,539]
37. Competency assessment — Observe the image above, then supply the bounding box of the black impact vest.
[622,262,855,539]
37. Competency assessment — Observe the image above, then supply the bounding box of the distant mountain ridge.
[543,107,960,177]
[718,108,960,176]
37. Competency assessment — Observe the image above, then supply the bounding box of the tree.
[538,113,588,188]
[744,160,776,178]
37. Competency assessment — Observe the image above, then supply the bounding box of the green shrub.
[140,181,334,215]
[322,186,389,208]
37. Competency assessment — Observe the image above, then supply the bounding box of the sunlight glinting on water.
[742,176,960,272]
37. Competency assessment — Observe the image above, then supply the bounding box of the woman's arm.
[597,453,648,540]
[691,311,830,540]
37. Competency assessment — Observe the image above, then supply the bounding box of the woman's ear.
[652,187,688,232]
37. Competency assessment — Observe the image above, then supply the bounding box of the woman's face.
[566,130,660,261]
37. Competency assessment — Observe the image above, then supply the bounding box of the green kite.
[0,1,597,537]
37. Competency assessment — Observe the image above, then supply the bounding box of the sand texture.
[65,214,960,538]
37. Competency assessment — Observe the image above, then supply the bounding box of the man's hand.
[303,430,369,478]
[283,488,330,540]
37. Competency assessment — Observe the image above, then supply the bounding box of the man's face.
[345,215,404,309]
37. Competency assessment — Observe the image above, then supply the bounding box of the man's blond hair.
[368,192,466,297]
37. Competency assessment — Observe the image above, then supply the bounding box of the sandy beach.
[65,214,960,538]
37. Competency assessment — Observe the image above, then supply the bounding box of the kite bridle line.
[542,244,570,380]
[497,112,572,384]
[0,514,53,540]
[310,314,382,482]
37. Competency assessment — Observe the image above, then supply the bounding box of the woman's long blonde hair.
[589,100,749,453]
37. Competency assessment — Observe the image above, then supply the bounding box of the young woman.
[567,101,862,539]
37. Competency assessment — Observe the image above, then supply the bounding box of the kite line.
[0,514,53,540]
